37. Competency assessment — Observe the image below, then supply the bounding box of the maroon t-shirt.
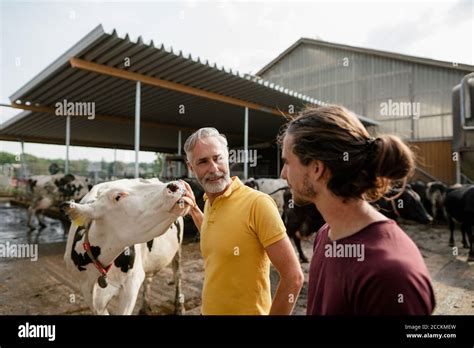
[307,219,435,315]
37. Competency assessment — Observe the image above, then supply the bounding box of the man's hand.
[179,179,204,232]
[179,179,197,208]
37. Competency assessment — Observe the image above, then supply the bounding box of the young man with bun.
[279,105,436,315]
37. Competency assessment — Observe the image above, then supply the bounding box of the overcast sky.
[1,0,472,162]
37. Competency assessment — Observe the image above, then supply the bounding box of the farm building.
[256,38,474,184]
[1,22,474,320]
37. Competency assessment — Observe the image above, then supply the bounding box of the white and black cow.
[62,178,193,315]
[27,174,90,229]
[244,178,288,214]
[445,184,474,262]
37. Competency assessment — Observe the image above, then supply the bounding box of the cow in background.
[244,178,288,214]
[411,180,448,223]
[444,184,474,262]
[373,185,433,224]
[410,181,430,212]
[426,181,448,222]
[27,174,90,230]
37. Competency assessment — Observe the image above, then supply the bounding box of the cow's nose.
[167,183,179,193]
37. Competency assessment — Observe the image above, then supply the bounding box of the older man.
[181,127,303,315]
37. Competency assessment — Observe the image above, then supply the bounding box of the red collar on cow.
[82,225,112,288]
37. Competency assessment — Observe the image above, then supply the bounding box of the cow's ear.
[61,202,94,226]
[113,191,129,202]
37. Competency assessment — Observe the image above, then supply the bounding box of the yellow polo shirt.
[200,176,287,315]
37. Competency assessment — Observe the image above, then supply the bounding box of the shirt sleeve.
[251,195,287,248]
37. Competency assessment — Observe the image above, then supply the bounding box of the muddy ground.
[0,199,473,315]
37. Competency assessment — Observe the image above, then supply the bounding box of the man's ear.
[312,160,327,181]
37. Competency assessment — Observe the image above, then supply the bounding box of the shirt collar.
[203,176,242,202]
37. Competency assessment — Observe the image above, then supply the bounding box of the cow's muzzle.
[167,182,180,193]
[168,182,194,207]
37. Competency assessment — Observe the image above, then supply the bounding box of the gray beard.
[199,174,231,194]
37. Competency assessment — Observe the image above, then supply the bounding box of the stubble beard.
[292,173,317,206]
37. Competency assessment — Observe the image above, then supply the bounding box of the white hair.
[184,127,228,161]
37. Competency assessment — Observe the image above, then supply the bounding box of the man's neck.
[313,189,387,241]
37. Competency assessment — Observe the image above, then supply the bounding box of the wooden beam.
[69,57,291,117]
[0,103,267,142]
[1,103,195,132]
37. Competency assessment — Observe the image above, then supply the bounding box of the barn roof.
[257,37,474,76]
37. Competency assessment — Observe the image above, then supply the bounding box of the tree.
[0,152,16,165]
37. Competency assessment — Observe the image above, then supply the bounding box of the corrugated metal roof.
[1,25,377,152]
[257,37,474,76]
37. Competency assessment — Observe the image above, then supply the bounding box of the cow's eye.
[114,192,128,202]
